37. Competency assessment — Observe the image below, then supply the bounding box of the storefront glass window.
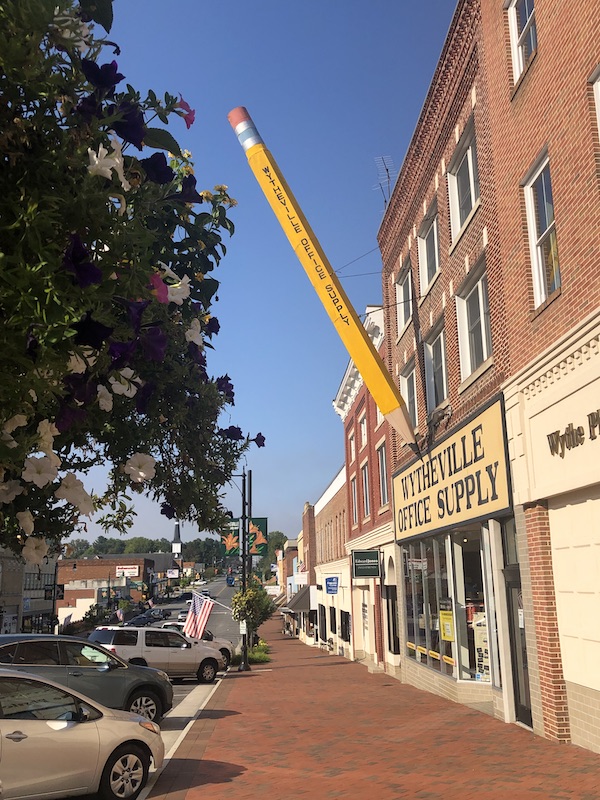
[403,527,492,682]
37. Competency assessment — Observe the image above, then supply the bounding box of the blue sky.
[80,1,456,546]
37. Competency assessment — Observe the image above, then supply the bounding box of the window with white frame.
[456,268,492,379]
[359,414,367,449]
[418,208,440,294]
[524,158,560,307]
[424,327,447,412]
[400,362,418,428]
[350,477,358,525]
[395,261,412,336]
[448,121,480,238]
[507,0,537,83]
[349,433,355,463]
[375,405,384,427]
[377,442,388,507]
[361,462,370,518]
[594,73,600,137]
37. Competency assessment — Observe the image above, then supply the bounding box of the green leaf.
[143,127,182,156]
[80,0,114,33]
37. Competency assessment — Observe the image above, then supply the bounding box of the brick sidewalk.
[148,616,600,800]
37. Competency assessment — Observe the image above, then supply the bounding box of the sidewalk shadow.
[149,759,246,794]
[199,709,240,720]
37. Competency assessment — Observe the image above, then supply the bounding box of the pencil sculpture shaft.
[228,107,415,445]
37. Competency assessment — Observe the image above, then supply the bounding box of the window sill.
[458,356,494,395]
[396,318,413,344]
[378,504,390,515]
[531,286,561,320]
[448,198,481,256]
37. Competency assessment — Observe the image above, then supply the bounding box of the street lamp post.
[233,469,252,672]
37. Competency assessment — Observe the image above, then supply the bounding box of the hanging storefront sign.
[116,565,139,577]
[352,550,380,578]
[325,577,339,594]
[393,397,511,541]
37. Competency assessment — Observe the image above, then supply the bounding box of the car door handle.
[68,670,83,676]
[6,731,27,741]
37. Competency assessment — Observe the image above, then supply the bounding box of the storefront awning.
[287,585,311,612]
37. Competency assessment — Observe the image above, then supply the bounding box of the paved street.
[146,615,600,800]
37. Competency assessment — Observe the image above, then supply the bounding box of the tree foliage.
[231,579,277,631]
[0,0,264,560]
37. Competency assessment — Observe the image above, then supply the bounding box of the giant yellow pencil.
[228,107,415,445]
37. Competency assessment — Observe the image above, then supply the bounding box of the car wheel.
[99,743,149,800]
[197,659,218,683]
[219,648,231,668]
[127,689,162,723]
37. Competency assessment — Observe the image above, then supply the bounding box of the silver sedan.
[0,668,164,800]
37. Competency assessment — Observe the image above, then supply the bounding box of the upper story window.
[594,72,600,138]
[375,405,384,427]
[377,442,389,507]
[400,361,418,429]
[424,327,447,412]
[359,414,367,449]
[507,0,537,83]
[350,477,358,526]
[349,433,356,463]
[395,261,412,336]
[456,267,492,379]
[361,462,370,518]
[524,158,560,307]
[418,206,440,295]
[448,120,480,239]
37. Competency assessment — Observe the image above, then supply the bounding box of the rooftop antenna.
[373,155,397,209]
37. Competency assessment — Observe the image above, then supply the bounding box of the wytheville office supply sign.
[393,398,511,541]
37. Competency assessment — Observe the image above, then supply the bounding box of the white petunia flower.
[37,419,59,455]
[3,414,28,434]
[107,134,131,192]
[16,510,35,536]
[1,431,18,449]
[52,10,90,53]
[0,480,24,504]
[108,368,139,398]
[124,453,156,483]
[185,318,203,346]
[88,143,114,180]
[22,456,58,488]
[167,275,191,305]
[54,473,94,516]
[97,384,113,412]
[21,536,48,566]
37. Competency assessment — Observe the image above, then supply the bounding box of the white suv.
[160,622,234,667]
[89,626,225,682]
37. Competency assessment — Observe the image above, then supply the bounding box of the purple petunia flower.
[140,152,176,184]
[63,373,97,406]
[216,374,235,404]
[73,313,113,349]
[81,59,125,95]
[164,174,203,204]
[205,316,220,336]
[108,101,146,150]
[217,425,244,442]
[62,234,102,288]
[253,433,266,448]
[114,298,150,333]
[135,381,155,414]
[160,502,176,519]
[75,93,102,122]
[55,402,88,433]
[141,326,168,361]
[108,340,138,369]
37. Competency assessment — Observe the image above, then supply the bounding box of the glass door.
[504,564,532,727]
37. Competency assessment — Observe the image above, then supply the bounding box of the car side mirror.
[77,706,91,723]
[182,642,191,649]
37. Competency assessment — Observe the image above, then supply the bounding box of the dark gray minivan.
[0,633,173,723]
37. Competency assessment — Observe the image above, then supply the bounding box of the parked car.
[160,623,234,668]
[89,626,225,682]
[0,667,164,800]
[0,634,173,724]
[177,609,188,622]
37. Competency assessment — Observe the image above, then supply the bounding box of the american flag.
[183,592,214,639]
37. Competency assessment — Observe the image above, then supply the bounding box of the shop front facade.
[505,313,600,752]
[392,397,526,721]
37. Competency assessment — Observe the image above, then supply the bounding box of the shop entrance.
[504,565,532,727]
